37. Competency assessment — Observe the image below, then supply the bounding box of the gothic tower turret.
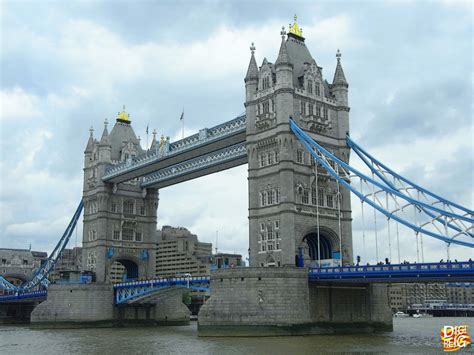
[82,107,159,283]
[331,49,348,106]
[246,16,353,268]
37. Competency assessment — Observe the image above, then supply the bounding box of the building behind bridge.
[155,226,212,278]
[49,247,82,282]
[388,282,474,312]
[0,248,47,289]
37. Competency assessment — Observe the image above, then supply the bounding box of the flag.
[180,110,184,121]
[146,124,149,134]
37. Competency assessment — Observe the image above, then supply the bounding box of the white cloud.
[0,87,43,121]
[305,15,368,51]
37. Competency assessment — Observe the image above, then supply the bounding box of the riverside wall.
[198,267,392,336]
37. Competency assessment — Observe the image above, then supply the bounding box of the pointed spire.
[275,27,292,67]
[85,126,94,153]
[150,129,158,152]
[245,42,259,82]
[99,118,110,146]
[333,49,348,87]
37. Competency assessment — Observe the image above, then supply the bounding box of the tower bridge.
[1,16,472,334]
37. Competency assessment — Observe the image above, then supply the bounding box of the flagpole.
[181,109,184,139]
[146,124,149,154]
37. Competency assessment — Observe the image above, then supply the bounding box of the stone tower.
[245,17,353,267]
[82,108,158,282]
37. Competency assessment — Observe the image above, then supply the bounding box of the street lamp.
[184,273,191,288]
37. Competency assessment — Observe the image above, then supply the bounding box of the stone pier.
[30,283,189,327]
[198,267,392,336]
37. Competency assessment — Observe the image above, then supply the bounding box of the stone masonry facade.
[82,112,159,282]
[245,20,353,268]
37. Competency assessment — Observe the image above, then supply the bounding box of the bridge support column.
[308,283,393,333]
[198,267,312,336]
[30,283,114,327]
[198,268,392,336]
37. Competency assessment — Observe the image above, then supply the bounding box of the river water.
[0,317,473,354]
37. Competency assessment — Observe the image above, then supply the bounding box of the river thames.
[0,317,472,354]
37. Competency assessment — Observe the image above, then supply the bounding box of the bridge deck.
[103,115,246,184]
[308,261,474,283]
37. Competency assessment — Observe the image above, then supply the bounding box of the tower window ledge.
[301,115,332,133]
[255,113,276,129]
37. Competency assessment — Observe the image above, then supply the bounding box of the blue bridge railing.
[114,276,210,304]
[0,290,47,302]
[308,261,474,282]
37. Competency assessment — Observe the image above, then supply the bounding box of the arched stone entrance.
[304,233,333,260]
[301,227,339,265]
[108,258,139,283]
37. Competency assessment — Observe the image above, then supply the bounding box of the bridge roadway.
[1,262,472,305]
[308,261,474,283]
[102,114,247,185]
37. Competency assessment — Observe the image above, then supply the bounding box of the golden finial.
[116,105,130,122]
[159,134,166,146]
[288,14,303,38]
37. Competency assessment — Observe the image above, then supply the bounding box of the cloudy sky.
[1,0,472,263]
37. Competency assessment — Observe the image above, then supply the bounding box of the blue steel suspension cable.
[289,118,473,248]
[348,138,473,237]
[347,136,473,215]
[290,119,473,224]
[19,200,84,292]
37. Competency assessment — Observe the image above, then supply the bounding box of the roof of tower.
[275,27,292,67]
[149,129,158,152]
[99,119,110,146]
[332,49,348,87]
[84,126,94,153]
[284,35,314,86]
[108,108,143,160]
[245,42,259,82]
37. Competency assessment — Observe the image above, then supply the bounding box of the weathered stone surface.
[198,268,392,336]
[31,283,114,325]
[30,283,190,327]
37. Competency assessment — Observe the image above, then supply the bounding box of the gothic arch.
[301,226,339,261]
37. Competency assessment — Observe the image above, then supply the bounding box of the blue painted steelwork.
[308,261,474,282]
[0,290,47,303]
[141,142,246,188]
[347,136,472,215]
[289,119,474,248]
[114,276,210,304]
[103,114,246,181]
[0,201,84,293]
[347,136,473,238]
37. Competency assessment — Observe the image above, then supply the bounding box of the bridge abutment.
[29,283,190,327]
[31,283,114,327]
[198,268,392,336]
